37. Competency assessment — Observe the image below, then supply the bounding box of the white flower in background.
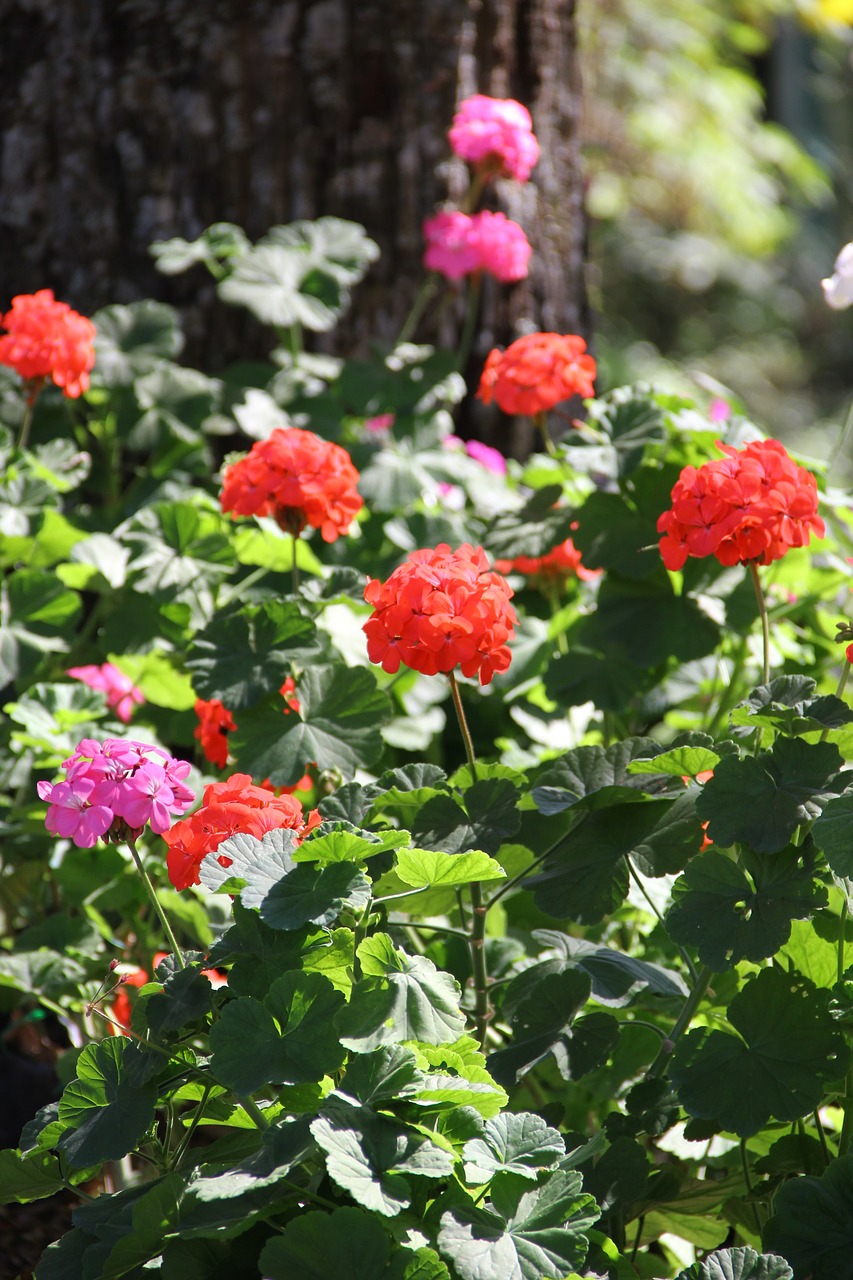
[822,241,853,310]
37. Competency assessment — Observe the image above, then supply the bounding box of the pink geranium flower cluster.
[66,663,145,724]
[449,95,540,183]
[423,211,531,283]
[37,739,195,849]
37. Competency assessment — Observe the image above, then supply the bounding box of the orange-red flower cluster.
[194,698,237,770]
[0,289,96,399]
[363,543,517,685]
[496,537,600,583]
[163,773,321,891]
[657,438,824,572]
[477,333,596,417]
[220,426,362,542]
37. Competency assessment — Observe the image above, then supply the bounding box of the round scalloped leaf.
[674,1246,792,1280]
[260,1206,411,1280]
[763,1154,853,1279]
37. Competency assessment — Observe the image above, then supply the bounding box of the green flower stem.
[16,381,43,451]
[170,1083,214,1170]
[220,564,271,606]
[813,1109,831,1167]
[292,532,300,595]
[626,856,698,983]
[704,635,748,739]
[126,838,186,971]
[456,272,482,372]
[822,660,852,746]
[740,1139,763,1233]
[748,562,771,686]
[828,392,853,471]
[645,964,714,1079]
[448,671,490,1048]
[395,274,440,347]
[840,1065,853,1156]
[534,410,556,457]
[839,900,849,985]
[236,1096,270,1131]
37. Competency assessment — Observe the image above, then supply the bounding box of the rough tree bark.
[0,0,587,410]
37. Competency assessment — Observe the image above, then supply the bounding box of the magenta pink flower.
[474,212,531,283]
[423,211,484,280]
[465,439,507,475]
[364,413,395,434]
[448,94,540,183]
[66,663,144,723]
[709,398,731,423]
[38,739,195,848]
[423,210,530,284]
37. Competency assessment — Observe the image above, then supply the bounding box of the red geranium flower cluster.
[363,543,517,685]
[194,679,303,772]
[163,772,321,891]
[657,438,825,572]
[496,537,600,583]
[0,289,96,399]
[220,426,363,542]
[477,333,596,417]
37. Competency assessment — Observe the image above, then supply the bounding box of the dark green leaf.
[697,738,846,853]
[763,1154,853,1279]
[671,967,850,1136]
[186,600,318,708]
[92,300,184,385]
[232,663,390,784]
[675,1247,793,1280]
[482,486,578,560]
[411,779,520,855]
[531,738,674,815]
[56,1039,157,1167]
[665,846,827,970]
[260,1206,410,1280]
[209,972,347,1094]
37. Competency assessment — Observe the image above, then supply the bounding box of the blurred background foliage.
[580,0,853,459]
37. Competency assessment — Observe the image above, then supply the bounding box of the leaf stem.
[236,1096,270,1131]
[448,670,490,1048]
[456,273,482,372]
[748,562,771,686]
[626,856,698,982]
[292,531,300,595]
[645,964,713,1079]
[126,837,186,970]
[813,1109,831,1167]
[395,275,440,348]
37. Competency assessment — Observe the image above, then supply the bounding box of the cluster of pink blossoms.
[37,739,195,848]
[423,210,531,283]
[66,663,144,724]
[449,94,540,183]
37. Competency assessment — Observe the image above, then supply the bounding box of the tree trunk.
[0,0,587,406]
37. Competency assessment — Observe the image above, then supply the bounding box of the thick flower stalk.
[363,543,517,685]
[220,426,363,542]
[66,663,145,724]
[448,94,540,183]
[0,289,96,398]
[657,438,824,572]
[163,773,321,891]
[37,738,195,848]
[477,332,597,417]
[423,210,532,283]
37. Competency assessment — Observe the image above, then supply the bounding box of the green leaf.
[232,521,325,574]
[140,965,215,1037]
[57,1039,158,1167]
[698,737,846,853]
[186,600,318,709]
[487,970,619,1086]
[92,300,184,385]
[503,930,688,1010]
[411,779,521,855]
[337,935,466,1050]
[665,846,827,970]
[199,827,371,928]
[0,1148,67,1204]
[260,1206,410,1280]
[762,1153,853,1279]
[812,795,853,878]
[150,222,251,275]
[232,663,391,784]
[675,1246,793,1280]
[437,1170,599,1280]
[531,738,674,815]
[262,217,380,285]
[311,1096,454,1215]
[583,1136,650,1213]
[110,649,196,710]
[730,676,853,736]
[209,971,346,1094]
[218,244,347,331]
[671,967,850,1136]
[628,746,721,778]
[482,486,578,560]
[394,848,506,890]
[463,1113,565,1184]
[337,1047,424,1107]
[122,502,233,599]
